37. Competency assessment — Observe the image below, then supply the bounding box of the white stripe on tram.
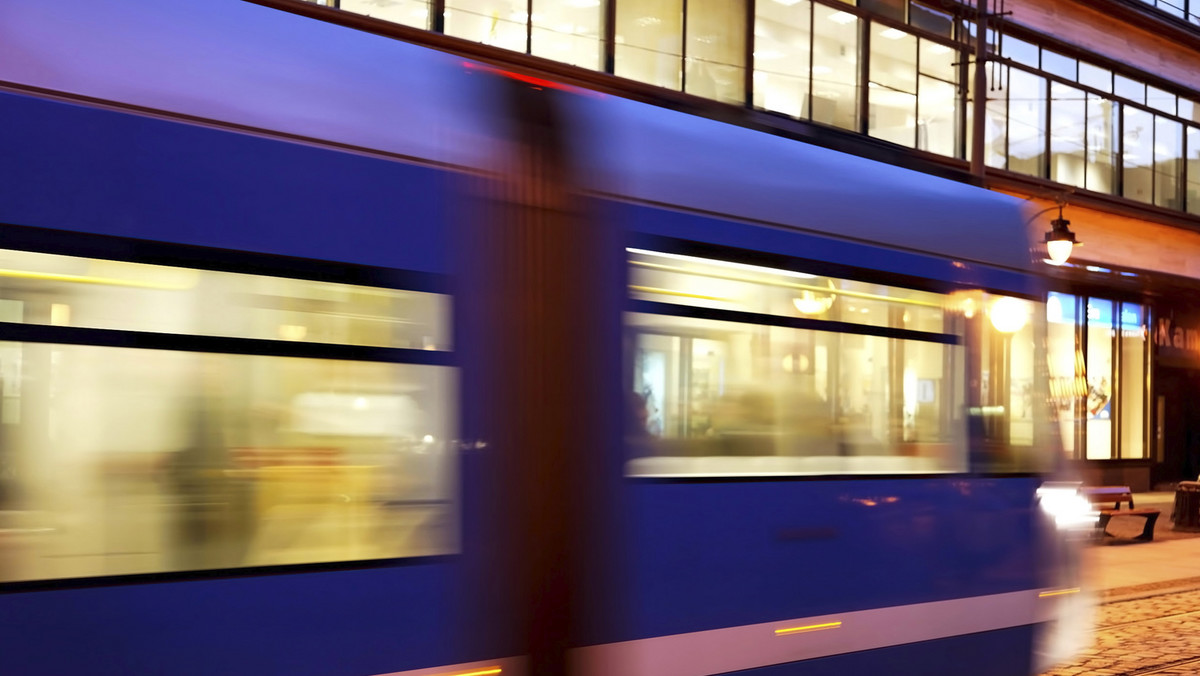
[378,587,1079,676]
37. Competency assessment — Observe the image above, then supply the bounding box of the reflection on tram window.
[626,248,965,477]
[625,249,1053,476]
[0,249,455,583]
[626,314,965,476]
[0,248,449,350]
[0,347,455,583]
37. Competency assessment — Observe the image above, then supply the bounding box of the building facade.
[258,0,1200,489]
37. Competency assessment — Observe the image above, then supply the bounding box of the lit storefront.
[1045,291,1149,475]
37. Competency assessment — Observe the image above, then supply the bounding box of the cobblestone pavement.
[1043,588,1200,675]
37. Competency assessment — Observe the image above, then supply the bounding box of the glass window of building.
[1187,126,1200,216]
[811,5,862,131]
[869,24,918,146]
[917,39,959,157]
[0,249,455,583]
[1147,85,1177,115]
[909,0,954,38]
[1008,68,1048,177]
[1155,116,1183,210]
[981,63,1010,169]
[1181,99,1200,125]
[1119,302,1147,459]
[685,0,746,104]
[445,0,528,52]
[1115,74,1146,105]
[615,0,684,90]
[1050,82,1087,189]
[1086,93,1118,193]
[1046,293,1082,457]
[1040,50,1077,81]
[1046,293,1146,460]
[1000,35,1039,68]
[1123,106,1155,205]
[753,0,812,119]
[530,0,605,70]
[1085,298,1115,459]
[1078,62,1112,93]
[341,0,432,28]
[859,0,906,22]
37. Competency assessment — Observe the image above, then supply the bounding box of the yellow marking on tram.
[1039,588,1081,598]
[774,621,842,636]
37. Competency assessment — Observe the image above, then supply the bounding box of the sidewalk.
[1084,491,1200,602]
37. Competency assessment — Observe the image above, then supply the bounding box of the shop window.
[615,0,683,90]
[1119,302,1147,459]
[1085,298,1114,460]
[341,0,431,28]
[811,4,861,132]
[1046,292,1082,457]
[753,0,812,119]
[685,0,746,104]
[530,0,604,70]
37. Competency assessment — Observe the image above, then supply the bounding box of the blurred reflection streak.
[774,621,842,635]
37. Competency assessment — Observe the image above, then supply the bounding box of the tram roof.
[0,0,1035,273]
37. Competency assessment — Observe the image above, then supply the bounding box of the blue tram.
[0,1,1088,675]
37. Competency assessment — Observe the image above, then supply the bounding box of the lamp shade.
[1044,213,1079,265]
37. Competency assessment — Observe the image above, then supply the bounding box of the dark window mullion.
[859,17,871,135]
[526,0,533,54]
[681,0,689,92]
[433,0,446,33]
[744,0,756,108]
[603,0,616,73]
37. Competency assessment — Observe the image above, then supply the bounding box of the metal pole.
[970,0,988,178]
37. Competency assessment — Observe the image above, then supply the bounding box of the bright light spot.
[990,296,1030,333]
[880,28,907,40]
[828,11,856,24]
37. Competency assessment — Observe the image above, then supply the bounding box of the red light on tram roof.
[461,61,574,92]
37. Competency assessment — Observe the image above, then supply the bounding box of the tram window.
[0,249,449,350]
[625,249,967,477]
[0,248,455,583]
[0,346,455,583]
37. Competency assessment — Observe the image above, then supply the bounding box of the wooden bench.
[1082,486,1161,541]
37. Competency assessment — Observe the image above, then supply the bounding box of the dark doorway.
[1155,367,1200,485]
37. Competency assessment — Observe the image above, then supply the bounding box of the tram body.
[0,2,1088,675]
